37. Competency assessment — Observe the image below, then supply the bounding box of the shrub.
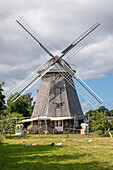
[0,134,6,143]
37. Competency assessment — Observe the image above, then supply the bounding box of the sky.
[0,0,113,113]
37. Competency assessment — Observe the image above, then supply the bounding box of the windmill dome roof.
[47,59,74,73]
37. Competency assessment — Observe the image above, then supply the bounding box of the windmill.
[7,17,102,133]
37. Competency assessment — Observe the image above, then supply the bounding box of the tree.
[0,114,6,136]
[7,93,33,117]
[11,112,22,118]
[90,111,113,135]
[85,106,111,120]
[85,110,97,120]
[7,114,16,135]
[0,82,5,115]
[96,106,109,115]
[0,113,16,136]
[109,110,113,116]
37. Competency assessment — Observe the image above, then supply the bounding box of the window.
[55,121,58,127]
[56,88,60,94]
[50,121,54,128]
[65,120,68,127]
[55,121,62,127]
[39,122,42,128]
[59,121,62,126]
[75,120,78,128]
[56,103,62,109]
[56,74,59,79]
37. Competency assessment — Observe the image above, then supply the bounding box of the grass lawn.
[0,133,113,170]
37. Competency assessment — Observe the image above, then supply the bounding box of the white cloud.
[75,36,113,79]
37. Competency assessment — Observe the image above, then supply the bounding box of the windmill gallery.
[7,17,102,133]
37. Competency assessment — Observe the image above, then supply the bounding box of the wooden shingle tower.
[32,59,83,119]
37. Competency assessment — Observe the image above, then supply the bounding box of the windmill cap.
[48,59,76,73]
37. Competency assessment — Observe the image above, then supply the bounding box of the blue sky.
[0,0,113,114]
[77,73,113,113]
[85,74,113,110]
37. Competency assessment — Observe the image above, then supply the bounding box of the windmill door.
[55,121,63,132]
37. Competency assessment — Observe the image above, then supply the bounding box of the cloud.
[0,0,113,102]
[75,35,113,79]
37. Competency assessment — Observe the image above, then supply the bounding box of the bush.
[98,130,103,136]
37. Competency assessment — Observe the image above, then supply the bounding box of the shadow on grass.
[5,134,31,139]
[0,143,112,170]
[15,161,112,170]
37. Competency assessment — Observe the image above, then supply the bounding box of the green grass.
[0,134,113,170]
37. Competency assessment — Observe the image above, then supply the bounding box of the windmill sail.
[60,22,100,60]
[6,61,54,102]
[73,75,103,107]
[16,17,55,59]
